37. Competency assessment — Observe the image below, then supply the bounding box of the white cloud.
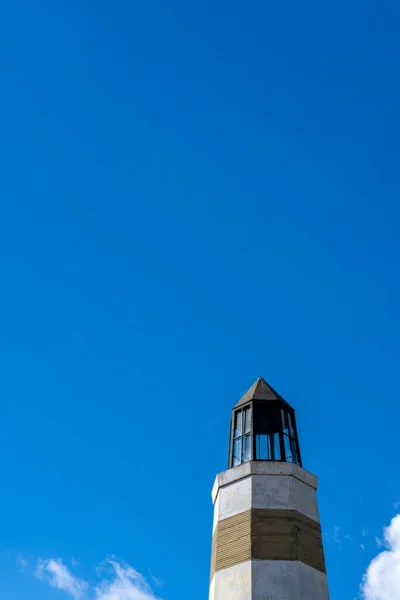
[34,556,160,600]
[35,559,89,600]
[361,514,400,599]
[95,559,159,600]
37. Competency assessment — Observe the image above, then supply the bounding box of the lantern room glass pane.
[243,434,252,462]
[256,434,264,459]
[288,413,295,437]
[283,434,292,462]
[290,438,298,465]
[256,433,272,459]
[233,438,242,466]
[232,400,301,467]
[234,411,243,438]
[255,403,280,433]
[273,432,281,460]
[281,409,288,434]
[244,407,251,433]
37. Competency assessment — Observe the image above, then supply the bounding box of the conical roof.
[234,377,290,408]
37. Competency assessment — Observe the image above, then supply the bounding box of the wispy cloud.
[361,514,400,599]
[95,558,160,600]
[148,569,164,589]
[34,556,161,600]
[375,537,384,549]
[17,555,28,570]
[394,500,400,510]
[333,526,342,550]
[324,525,354,551]
[35,559,88,600]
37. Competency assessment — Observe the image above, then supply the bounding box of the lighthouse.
[209,377,330,599]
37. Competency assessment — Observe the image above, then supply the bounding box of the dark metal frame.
[228,399,302,468]
[229,404,252,467]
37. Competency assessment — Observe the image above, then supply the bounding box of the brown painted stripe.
[210,509,326,580]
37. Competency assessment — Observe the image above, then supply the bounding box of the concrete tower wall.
[209,462,329,600]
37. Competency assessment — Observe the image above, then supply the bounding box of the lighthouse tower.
[210,378,329,600]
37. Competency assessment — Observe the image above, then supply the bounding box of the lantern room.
[229,377,302,468]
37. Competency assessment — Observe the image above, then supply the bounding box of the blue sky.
[0,1,400,599]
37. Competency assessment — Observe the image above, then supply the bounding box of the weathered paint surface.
[210,560,329,600]
[252,473,320,523]
[213,462,320,524]
[213,475,252,530]
[209,561,252,600]
[252,560,330,599]
[212,462,318,502]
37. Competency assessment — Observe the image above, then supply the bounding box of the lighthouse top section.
[228,377,302,469]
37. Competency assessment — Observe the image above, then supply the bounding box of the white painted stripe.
[210,560,329,600]
[213,473,320,524]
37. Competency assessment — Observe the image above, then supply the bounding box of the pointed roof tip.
[234,376,290,408]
